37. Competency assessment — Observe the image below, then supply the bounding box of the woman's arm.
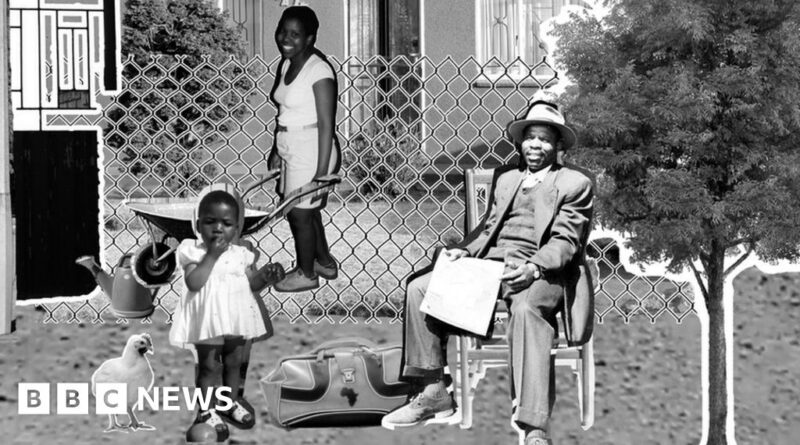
[268,145,281,170]
[312,77,337,178]
[268,59,285,171]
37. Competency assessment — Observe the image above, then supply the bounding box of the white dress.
[169,239,272,348]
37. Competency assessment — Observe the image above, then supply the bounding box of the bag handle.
[310,337,378,355]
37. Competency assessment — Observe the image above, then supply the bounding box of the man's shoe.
[381,392,456,429]
[274,268,319,292]
[314,255,338,280]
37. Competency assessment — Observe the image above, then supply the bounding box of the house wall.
[419,0,545,168]
[224,0,477,62]
[221,0,345,61]
[423,0,475,61]
[300,0,345,58]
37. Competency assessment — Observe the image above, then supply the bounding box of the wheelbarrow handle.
[242,176,341,235]
[273,174,342,215]
[313,174,342,184]
[241,168,281,199]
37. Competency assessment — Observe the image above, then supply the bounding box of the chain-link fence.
[38,55,695,325]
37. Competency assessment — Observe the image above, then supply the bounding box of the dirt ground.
[1,267,797,444]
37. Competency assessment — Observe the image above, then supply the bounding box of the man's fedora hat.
[506,100,576,149]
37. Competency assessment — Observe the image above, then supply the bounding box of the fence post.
[1,0,16,335]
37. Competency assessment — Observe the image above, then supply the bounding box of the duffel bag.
[259,337,412,428]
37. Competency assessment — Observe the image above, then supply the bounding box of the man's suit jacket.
[458,163,595,346]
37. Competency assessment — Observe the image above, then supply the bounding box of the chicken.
[90,333,156,432]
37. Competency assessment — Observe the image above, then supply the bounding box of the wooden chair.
[452,167,596,430]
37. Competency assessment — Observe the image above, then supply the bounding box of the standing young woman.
[269,6,341,292]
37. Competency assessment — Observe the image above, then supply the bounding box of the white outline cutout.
[12,1,121,306]
[11,2,800,444]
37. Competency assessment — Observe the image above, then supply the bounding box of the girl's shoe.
[218,399,256,430]
[314,254,338,280]
[191,409,229,442]
[274,268,319,292]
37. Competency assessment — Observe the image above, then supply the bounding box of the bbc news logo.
[18,383,234,415]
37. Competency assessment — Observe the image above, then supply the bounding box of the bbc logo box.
[18,382,127,415]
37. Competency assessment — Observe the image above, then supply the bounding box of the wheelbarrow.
[124,170,342,287]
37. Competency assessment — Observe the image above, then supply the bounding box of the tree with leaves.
[551,0,800,443]
[122,0,246,63]
[110,0,252,195]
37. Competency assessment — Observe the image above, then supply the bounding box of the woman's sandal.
[217,399,256,430]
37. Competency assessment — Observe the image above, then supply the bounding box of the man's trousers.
[401,268,564,430]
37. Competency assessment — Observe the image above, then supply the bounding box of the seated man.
[382,101,594,445]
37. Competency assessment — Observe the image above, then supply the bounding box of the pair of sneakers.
[381,387,551,445]
[274,255,338,292]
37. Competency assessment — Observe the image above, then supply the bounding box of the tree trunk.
[705,244,729,445]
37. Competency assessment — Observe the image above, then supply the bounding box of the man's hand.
[501,261,540,293]
[442,248,469,261]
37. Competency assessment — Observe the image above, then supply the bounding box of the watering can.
[75,254,156,319]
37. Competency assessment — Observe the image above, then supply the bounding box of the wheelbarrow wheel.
[133,242,177,287]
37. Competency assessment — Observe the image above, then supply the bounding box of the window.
[347,0,421,59]
[476,0,587,78]
[345,0,423,128]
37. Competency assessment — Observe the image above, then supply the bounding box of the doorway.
[12,131,100,299]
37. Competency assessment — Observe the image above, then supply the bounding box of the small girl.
[169,187,283,441]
